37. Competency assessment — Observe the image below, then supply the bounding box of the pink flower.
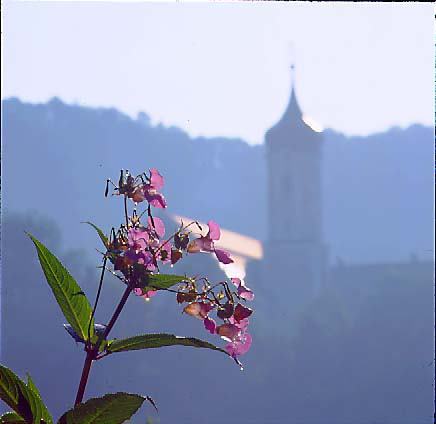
[187,221,234,265]
[126,227,159,269]
[127,228,150,251]
[125,216,172,267]
[222,317,252,358]
[225,332,252,358]
[131,169,167,208]
[125,249,156,271]
[143,169,167,208]
[231,278,254,301]
[217,316,252,358]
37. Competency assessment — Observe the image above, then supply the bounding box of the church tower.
[263,66,328,307]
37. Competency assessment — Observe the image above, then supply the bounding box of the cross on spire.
[290,62,296,88]
[287,41,296,92]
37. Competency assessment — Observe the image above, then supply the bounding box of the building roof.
[276,84,303,126]
[265,67,323,151]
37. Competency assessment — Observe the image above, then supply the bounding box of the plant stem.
[74,284,133,405]
[74,351,94,405]
[124,195,129,227]
[97,283,132,347]
[87,255,108,342]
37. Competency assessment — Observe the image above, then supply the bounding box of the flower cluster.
[111,168,167,208]
[179,277,254,358]
[104,169,253,358]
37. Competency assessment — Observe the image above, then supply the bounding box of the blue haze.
[1,97,434,423]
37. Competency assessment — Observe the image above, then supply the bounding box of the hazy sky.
[2,1,433,145]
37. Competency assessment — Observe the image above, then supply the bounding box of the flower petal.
[231,277,242,288]
[203,317,216,334]
[133,288,143,296]
[233,303,253,322]
[128,228,150,249]
[149,168,165,190]
[207,220,221,240]
[214,248,233,264]
[148,216,165,238]
[149,193,167,208]
[234,317,250,330]
[238,285,254,301]
[142,290,157,300]
[225,333,252,357]
[231,278,254,300]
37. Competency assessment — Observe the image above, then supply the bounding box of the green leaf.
[27,233,94,342]
[25,375,40,398]
[143,274,188,291]
[57,392,156,424]
[0,365,53,424]
[106,333,229,356]
[26,374,52,423]
[82,222,108,249]
[0,411,26,423]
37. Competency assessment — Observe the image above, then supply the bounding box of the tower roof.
[265,65,322,150]
[270,65,305,129]
[279,83,303,124]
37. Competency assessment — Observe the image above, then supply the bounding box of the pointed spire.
[266,59,323,150]
[268,62,303,131]
[284,63,302,119]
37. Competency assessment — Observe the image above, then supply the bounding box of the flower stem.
[124,195,129,227]
[96,283,132,346]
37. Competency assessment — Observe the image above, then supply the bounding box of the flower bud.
[217,302,234,320]
[171,249,183,265]
[177,291,196,304]
[233,303,253,322]
[216,323,240,341]
[174,233,189,250]
[131,187,145,203]
[183,302,202,317]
